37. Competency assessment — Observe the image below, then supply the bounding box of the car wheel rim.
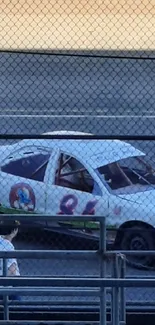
[126,235,149,265]
[130,236,147,251]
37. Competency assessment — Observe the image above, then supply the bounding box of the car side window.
[1,153,51,182]
[55,153,101,195]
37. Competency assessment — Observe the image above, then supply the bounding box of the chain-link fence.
[0,135,155,324]
[0,0,155,322]
[0,53,155,136]
[0,0,154,52]
[0,0,154,136]
[0,135,155,267]
[0,214,131,325]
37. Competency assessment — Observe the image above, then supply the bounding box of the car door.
[0,146,53,215]
[46,150,109,221]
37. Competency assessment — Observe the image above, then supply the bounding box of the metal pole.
[99,217,106,325]
[120,256,126,323]
[3,259,9,321]
[111,254,119,325]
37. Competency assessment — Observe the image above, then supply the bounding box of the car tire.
[118,226,154,270]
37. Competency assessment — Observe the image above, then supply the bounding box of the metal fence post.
[3,258,9,321]
[111,254,120,325]
[99,216,106,325]
[120,256,126,324]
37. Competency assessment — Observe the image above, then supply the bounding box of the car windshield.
[97,156,155,194]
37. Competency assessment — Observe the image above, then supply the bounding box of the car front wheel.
[118,226,154,270]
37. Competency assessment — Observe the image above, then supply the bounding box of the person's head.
[0,220,20,241]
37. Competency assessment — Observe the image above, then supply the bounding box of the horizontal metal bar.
[127,301,155,306]
[0,214,105,222]
[0,250,99,259]
[6,306,155,314]
[0,134,154,140]
[0,304,153,315]
[0,320,99,325]
[0,288,100,296]
[1,271,153,280]
[2,48,155,61]
[109,250,155,256]
[10,301,101,307]
[1,300,154,308]
[0,298,111,308]
[1,301,101,308]
[1,277,155,287]
[29,275,100,279]
[2,48,155,60]
[3,300,155,309]
[2,301,97,307]
[0,304,101,310]
[126,275,155,279]
[0,320,126,325]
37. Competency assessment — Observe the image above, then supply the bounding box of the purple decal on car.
[58,194,98,215]
[82,199,98,215]
[9,183,36,212]
[58,194,78,215]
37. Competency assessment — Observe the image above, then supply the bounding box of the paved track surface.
[0,52,155,160]
[0,51,155,304]
[0,52,155,119]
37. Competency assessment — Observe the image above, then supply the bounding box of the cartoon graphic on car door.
[46,151,109,231]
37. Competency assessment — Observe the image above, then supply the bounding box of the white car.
[0,130,155,267]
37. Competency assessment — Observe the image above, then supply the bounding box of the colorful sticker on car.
[9,183,36,212]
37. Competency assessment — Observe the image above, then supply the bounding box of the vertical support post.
[3,258,9,321]
[111,254,119,325]
[120,256,126,323]
[99,217,106,325]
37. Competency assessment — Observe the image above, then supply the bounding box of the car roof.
[1,138,145,169]
[43,131,92,135]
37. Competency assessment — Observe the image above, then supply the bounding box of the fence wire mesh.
[0,137,155,306]
[0,0,155,52]
[0,0,154,136]
[0,53,155,136]
[0,0,155,319]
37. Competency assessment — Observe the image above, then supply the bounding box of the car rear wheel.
[117,227,154,270]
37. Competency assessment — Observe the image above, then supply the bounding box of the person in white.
[0,228,20,276]
[0,223,20,300]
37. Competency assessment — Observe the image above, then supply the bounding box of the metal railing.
[1,214,155,324]
[0,214,155,325]
[0,214,126,325]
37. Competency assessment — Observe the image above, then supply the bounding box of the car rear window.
[1,153,51,182]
